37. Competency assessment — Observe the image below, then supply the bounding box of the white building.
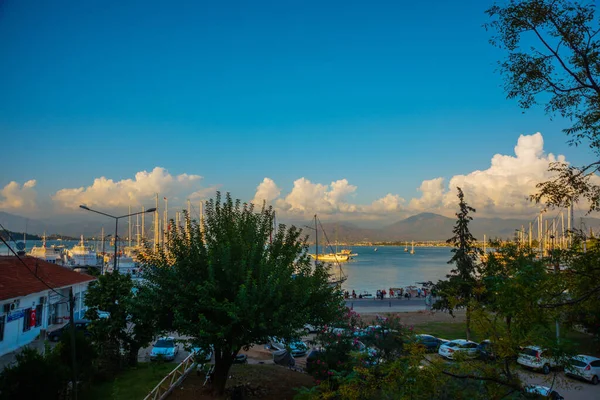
[0,256,96,357]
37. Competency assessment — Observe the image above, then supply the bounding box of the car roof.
[572,354,600,362]
[157,336,175,341]
[448,339,474,345]
[416,334,435,338]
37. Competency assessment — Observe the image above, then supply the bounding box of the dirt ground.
[170,364,314,400]
[361,309,466,326]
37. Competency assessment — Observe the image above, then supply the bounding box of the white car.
[190,345,214,363]
[303,324,319,334]
[437,339,479,360]
[150,337,179,361]
[517,346,560,374]
[565,354,600,385]
[524,385,564,399]
[267,337,308,357]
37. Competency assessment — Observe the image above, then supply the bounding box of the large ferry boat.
[29,234,62,264]
[67,235,98,266]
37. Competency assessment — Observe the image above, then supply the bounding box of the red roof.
[0,256,96,301]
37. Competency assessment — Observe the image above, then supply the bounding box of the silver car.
[437,339,479,360]
[565,354,600,385]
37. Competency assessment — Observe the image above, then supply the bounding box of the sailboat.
[309,215,347,284]
[404,241,408,252]
[410,240,415,255]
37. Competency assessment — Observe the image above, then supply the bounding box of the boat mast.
[128,204,132,248]
[154,194,159,252]
[315,214,318,263]
[141,206,145,245]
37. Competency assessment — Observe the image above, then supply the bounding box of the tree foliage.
[433,188,482,340]
[486,0,600,212]
[139,192,342,395]
[84,271,159,378]
[0,346,69,400]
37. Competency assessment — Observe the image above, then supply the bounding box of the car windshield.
[522,348,538,357]
[569,358,587,367]
[154,339,174,348]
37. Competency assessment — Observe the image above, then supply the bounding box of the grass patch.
[83,362,177,400]
[414,322,476,341]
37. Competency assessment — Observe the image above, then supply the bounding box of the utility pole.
[529,222,532,248]
[538,212,543,256]
[69,288,78,400]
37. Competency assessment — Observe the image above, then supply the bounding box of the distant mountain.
[3,210,600,243]
[383,213,455,241]
[0,211,53,235]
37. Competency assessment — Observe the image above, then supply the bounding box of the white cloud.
[52,167,208,211]
[0,180,38,213]
[273,178,358,216]
[251,178,281,206]
[408,178,445,211]
[409,132,566,217]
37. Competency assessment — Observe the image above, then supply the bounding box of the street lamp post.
[79,206,156,273]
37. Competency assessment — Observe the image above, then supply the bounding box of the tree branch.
[539,285,600,308]
[524,19,595,91]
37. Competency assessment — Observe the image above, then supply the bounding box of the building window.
[22,308,32,332]
[0,315,5,341]
[35,304,43,327]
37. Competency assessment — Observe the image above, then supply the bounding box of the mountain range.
[3,210,599,243]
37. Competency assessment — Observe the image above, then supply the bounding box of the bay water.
[1,241,455,295]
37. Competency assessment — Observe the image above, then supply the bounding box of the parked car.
[48,319,91,342]
[150,337,179,361]
[353,325,391,338]
[517,346,560,374]
[414,334,443,352]
[477,339,496,361]
[524,384,564,399]
[267,337,308,357]
[565,354,600,385]
[438,339,479,360]
[191,345,214,363]
[303,324,319,334]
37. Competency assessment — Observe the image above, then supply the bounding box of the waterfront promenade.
[345,297,428,313]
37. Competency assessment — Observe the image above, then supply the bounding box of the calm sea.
[1,241,455,294]
[312,245,454,295]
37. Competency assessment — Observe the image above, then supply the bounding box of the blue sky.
[0,0,594,221]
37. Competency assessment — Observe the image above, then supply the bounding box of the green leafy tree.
[486,0,600,211]
[434,187,482,340]
[139,192,342,395]
[56,330,97,383]
[85,271,159,374]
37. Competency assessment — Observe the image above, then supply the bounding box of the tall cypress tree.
[434,187,481,340]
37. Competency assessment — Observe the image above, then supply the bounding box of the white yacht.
[67,235,98,266]
[29,234,62,264]
[104,254,139,275]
